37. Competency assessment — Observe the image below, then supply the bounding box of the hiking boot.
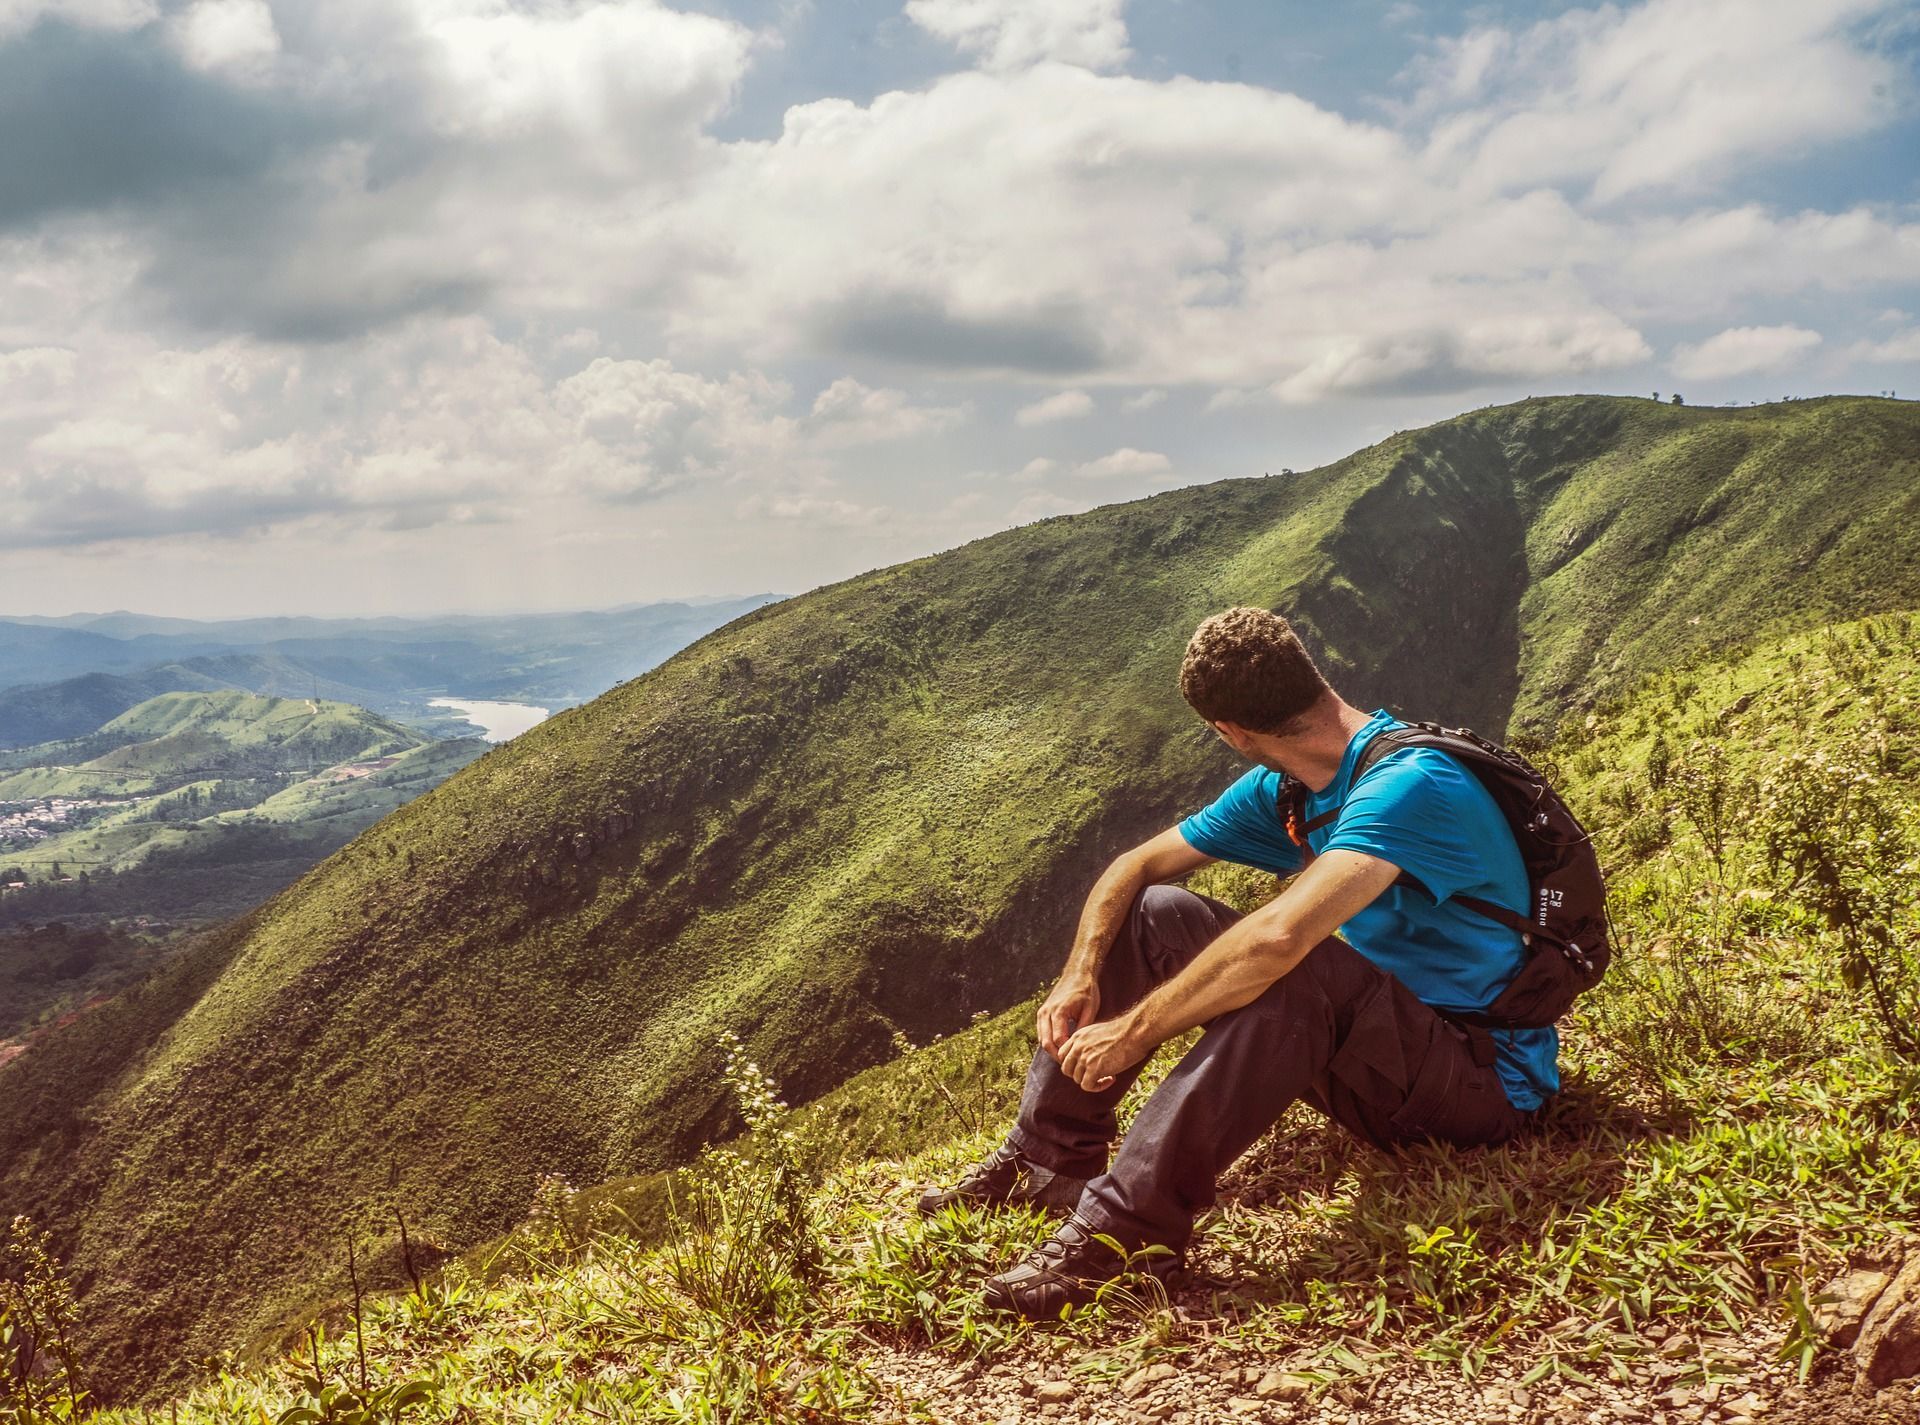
[916,1141,1089,1216]
[981,1212,1179,1320]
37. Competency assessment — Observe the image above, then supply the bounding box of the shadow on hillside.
[1195,1076,1683,1300]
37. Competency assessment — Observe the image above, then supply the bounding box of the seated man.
[919,606,1560,1319]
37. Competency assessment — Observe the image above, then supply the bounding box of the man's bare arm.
[1057,849,1400,1091]
[1036,827,1215,1060]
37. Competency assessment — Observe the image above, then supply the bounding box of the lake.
[428,698,551,743]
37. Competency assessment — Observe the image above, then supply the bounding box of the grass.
[4,397,1920,1403]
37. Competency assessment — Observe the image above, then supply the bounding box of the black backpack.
[1279,721,1611,1031]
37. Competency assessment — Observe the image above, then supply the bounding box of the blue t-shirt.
[1177,708,1560,1110]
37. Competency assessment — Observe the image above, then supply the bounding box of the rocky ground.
[865,1322,1919,1424]
[860,1259,1920,1425]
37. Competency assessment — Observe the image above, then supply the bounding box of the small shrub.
[1644,733,1672,790]
[0,1216,88,1424]
[517,1173,589,1263]
[1618,810,1669,861]
[1671,742,1736,876]
[647,1032,824,1331]
[1757,748,1919,1059]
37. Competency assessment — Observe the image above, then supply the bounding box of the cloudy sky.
[1,0,1916,618]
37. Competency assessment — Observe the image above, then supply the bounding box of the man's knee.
[1132,882,1202,929]
[1127,884,1234,965]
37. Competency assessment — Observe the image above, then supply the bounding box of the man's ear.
[1210,719,1256,755]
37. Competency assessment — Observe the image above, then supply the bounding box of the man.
[918,606,1559,1320]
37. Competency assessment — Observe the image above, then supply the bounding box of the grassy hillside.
[3,396,1918,1399]
[72,613,1920,1423]
[0,695,483,929]
[0,691,427,790]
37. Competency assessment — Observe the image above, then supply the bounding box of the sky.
[0,0,1916,619]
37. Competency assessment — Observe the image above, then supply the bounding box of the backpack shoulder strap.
[1278,724,1433,897]
[1279,723,1408,845]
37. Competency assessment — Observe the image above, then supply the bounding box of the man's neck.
[1260,700,1375,793]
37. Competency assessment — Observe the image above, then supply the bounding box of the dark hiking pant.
[1005,885,1537,1251]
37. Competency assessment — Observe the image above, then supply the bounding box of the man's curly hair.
[1179,607,1330,734]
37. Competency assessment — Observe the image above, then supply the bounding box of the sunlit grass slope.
[3,396,1918,1399]
[104,613,1920,1423]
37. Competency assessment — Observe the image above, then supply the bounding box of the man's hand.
[1038,826,1214,1061]
[1037,976,1100,1060]
[1059,1016,1144,1092]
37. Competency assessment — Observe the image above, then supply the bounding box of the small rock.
[1255,1371,1311,1401]
[1034,1381,1076,1405]
[1856,1255,1920,1387]
[1723,1391,1769,1417]
[1815,1269,1893,1347]
[1225,1399,1265,1418]
[1121,1364,1177,1399]
[1660,1334,1699,1360]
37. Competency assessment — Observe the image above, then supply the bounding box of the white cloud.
[1408,0,1898,203]
[807,377,969,447]
[419,0,752,148]
[1014,457,1057,481]
[905,0,1129,73]
[1075,446,1169,478]
[737,492,888,527]
[167,0,278,78]
[1615,207,1920,320]
[0,347,78,400]
[1015,389,1093,425]
[551,356,798,498]
[1670,325,1823,381]
[671,64,1651,396]
[1849,328,1920,363]
[1121,388,1165,411]
[0,304,851,547]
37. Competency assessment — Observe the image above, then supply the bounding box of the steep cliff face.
[5,396,1918,1399]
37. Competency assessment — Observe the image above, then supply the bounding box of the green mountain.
[0,690,429,805]
[3,395,1917,1399]
[0,693,484,930]
[0,654,465,749]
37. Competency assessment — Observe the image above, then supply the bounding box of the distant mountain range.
[4,396,1917,1399]
[0,596,782,746]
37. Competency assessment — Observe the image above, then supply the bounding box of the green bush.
[1,1218,88,1425]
